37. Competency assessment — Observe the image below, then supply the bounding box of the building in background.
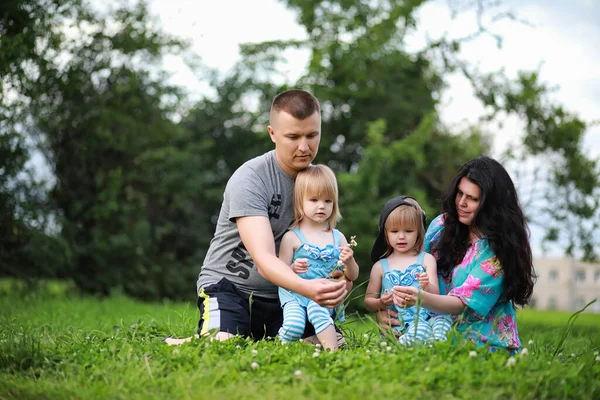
[531,258,600,313]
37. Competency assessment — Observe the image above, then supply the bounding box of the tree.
[0,0,76,280]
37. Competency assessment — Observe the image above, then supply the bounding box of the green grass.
[0,280,599,399]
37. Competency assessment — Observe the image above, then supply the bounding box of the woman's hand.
[392,286,420,308]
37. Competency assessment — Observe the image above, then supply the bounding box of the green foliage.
[469,70,600,260]
[0,284,598,399]
[337,116,489,310]
[2,0,598,299]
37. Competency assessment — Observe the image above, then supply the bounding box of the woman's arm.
[392,286,466,315]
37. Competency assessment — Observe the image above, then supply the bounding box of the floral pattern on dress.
[424,214,522,352]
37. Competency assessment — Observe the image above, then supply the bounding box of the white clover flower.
[294,370,303,376]
[312,351,320,358]
[251,349,258,356]
[315,343,322,349]
[363,334,369,339]
[424,366,430,372]
[366,350,371,354]
[547,361,551,365]
[595,355,600,363]
[505,357,517,367]
[235,345,241,349]
[172,349,180,356]
[469,351,477,358]
[528,339,534,345]
[386,346,392,351]
[380,341,387,347]
[336,260,344,268]
[521,348,529,357]
[349,236,358,248]
[570,353,576,358]
[251,362,259,370]
[594,350,599,356]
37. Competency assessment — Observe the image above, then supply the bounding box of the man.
[166,89,347,345]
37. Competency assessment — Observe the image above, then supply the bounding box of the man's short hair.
[270,89,321,121]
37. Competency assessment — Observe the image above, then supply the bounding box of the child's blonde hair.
[382,198,425,256]
[291,164,341,231]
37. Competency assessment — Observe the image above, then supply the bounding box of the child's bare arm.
[364,262,392,311]
[279,232,302,272]
[423,253,439,295]
[338,234,359,281]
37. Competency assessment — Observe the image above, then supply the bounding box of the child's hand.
[339,246,355,265]
[292,258,309,274]
[417,272,429,290]
[379,291,394,308]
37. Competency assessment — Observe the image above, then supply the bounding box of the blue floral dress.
[380,252,431,328]
[424,215,522,352]
[278,228,342,315]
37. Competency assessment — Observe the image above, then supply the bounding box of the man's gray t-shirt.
[196,150,295,299]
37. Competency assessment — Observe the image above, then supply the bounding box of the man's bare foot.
[164,335,198,346]
[164,331,235,346]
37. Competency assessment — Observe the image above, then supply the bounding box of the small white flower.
[528,339,534,345]
[251,349,258,356]
[380,341,387,347]
[521,348,529,357]
[251,362,259,370]
[294,370,302,376]
[505,357,517,367]
[363,334,369,339]
[172,349,180,356]
[365,350,371,354]
[595,355,600,363]
[336,260,344,267]
[594,350,599,356]
[424,366,430,372]
[386,346,392,351]
[558,352,563,357]
[235,345,241,349]
[469,351,477,358]
[547,361,551,365]
[315,343,322,349]
[312,351,320,358]
[570,353,576,358]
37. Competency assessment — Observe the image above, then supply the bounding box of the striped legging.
[278,300,333,343]
[398,315,452,345]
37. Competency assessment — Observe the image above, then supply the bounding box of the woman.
[387,156,535,352]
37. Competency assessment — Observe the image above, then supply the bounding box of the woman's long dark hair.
[433,156,535,306]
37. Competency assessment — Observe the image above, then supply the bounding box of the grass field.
[1,280,599,399]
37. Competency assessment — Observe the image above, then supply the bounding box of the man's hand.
[306,277,347,308]
[291,258,309,274]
